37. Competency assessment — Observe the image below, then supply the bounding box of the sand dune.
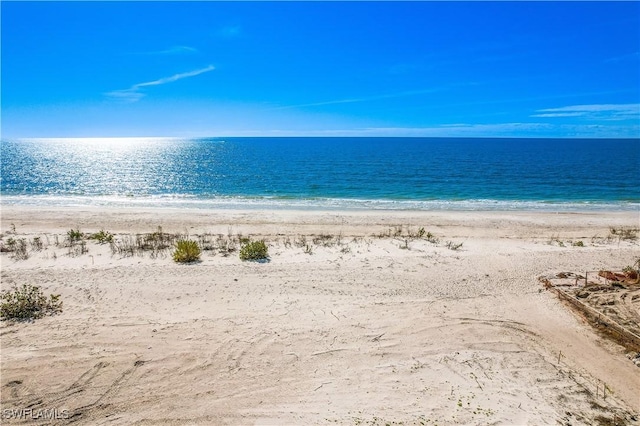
[1,206,639,425]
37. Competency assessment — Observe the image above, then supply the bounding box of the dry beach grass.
[0,206,639,425]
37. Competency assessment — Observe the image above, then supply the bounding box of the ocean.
[1,137,638,211]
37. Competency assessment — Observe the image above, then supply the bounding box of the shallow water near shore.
[2,137,638,211]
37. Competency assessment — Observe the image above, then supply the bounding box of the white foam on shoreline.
[1,194,638,212]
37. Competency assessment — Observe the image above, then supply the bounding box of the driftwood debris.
[540,267,640,354]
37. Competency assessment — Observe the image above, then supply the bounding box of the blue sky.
[2,1,639,138]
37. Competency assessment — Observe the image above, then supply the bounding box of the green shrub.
[172,239,201,263]
[89,229,114,244]
[239,240,269,261]
[0,284,62,321]
[67,229,83,242]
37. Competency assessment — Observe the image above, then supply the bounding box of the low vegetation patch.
[172,239,201,263]
[609,226,639,241]
[67,228,84,242]
[425,231,439,244]
[311,233,343,247]
[2,238,29,260]
[548,234,566,247]
[196,232,241,256]
[239,240,269,261]
[140,226,175,251]
[446,240,464,251]
[376,225,436,242]
[30,237,44,251]
[89,229,114,244]
[0,284,62,321]
[109,226,179,258]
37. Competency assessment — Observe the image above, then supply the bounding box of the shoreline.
[2,195,639,213]
[1,206,639,424]
[1,204,638,239]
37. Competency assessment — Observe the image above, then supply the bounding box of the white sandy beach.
[1,206,639,425]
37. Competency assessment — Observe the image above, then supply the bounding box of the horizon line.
[3,135,639,140]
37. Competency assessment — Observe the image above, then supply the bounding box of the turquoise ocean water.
[1,137,638,211]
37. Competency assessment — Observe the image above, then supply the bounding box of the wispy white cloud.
[132,65,215,88]
[151,45,198,55]
[531,112,585,118]
[360,122,556,137]
[532,104,640,120]
[270,88,443,111]
[536,104,639,113]
[216,123,553,138]
[360,122,639,138]
[105,65,215,102]
[128,46,198,56]
[104,90,146,103]
[249,122,638,138]
[604,51,640,63]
